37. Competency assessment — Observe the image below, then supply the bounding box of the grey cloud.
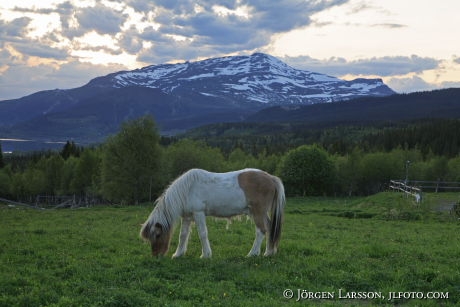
[386,76,436,93]
[440,81,460,89]
[248,0,329,32]
[3,0,352,67]
[187,12,263,45]
[137,36,206,63]
[283,55,440,77]
[119,28,145,53]
[10,1,85,39]
[76,3,127,34]
[5,17,32,37]
[0,17,32,40]
[0,18,69,61]
[13,40,68,60]
[371,23,407,28]
[126,0,155,12]
[139,0,349,60]
[56,1,85,38]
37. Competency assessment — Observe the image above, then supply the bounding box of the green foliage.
[1,194,458,306]
[278,144,335,196]
[359,152,402,194]
[163,139,225,180]
[335,147,363,196]
[70,149,101,195]
[45,155,65,194]
[0,168,11,196]
[100,116,162,204]
[225,147,257,171]
[0,141,4,168]
[447,157,460,182]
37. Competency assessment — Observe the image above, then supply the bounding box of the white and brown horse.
[140,168,285,258]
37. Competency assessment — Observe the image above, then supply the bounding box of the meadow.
[1,192,459,306]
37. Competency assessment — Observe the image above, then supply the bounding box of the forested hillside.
[246,88,460,124]
[184,88,460,156]
[1,116,459,204]
[185,119,460,158]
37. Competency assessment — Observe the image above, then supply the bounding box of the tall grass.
[1,192,459,306]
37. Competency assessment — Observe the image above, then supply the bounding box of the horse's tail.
[269,175,285,253]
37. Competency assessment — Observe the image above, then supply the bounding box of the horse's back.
[183,169,249,217]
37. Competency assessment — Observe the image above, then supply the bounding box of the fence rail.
[389,180,422,202]
[390,179,460,204]
[0,195,102,209]
[407,180,460,192]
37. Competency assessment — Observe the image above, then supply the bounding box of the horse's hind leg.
[247,214,269,257]
[247,227,265,256]
[193,211,212,258]
[172,217,192,258]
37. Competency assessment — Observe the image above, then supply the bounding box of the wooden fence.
[407,180,460,193]
[389,180,422,203]
[391,180,460,193]
[390,179,460,207]
[0,195,102,209]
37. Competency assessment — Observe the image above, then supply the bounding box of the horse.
[140,168,285,258]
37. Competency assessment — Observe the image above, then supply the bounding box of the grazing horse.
[140,168,285,258]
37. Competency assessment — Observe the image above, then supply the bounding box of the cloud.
[386,76,437,93]
[439,81,460,89]
[3,17,32,37]
[0,57,126,100]
[0,18,69,62]
[118,27,144,54]
[385,77,460,94]
[134,0,349,61]
[13,40,68,60]
[282,55,441,77]
[371,23,406,28]
[75,3,127,35]
[2,0,351,66]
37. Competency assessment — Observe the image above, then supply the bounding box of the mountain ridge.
[0,53,397,150]
[86,53,394,105]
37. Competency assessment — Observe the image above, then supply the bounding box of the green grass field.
[1,192,459,306]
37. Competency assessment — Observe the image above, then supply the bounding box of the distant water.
[1,138,68,153]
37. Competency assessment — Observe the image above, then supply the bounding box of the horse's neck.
[155,198,181,228]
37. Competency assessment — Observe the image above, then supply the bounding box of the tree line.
[1,116,459,204]
[185,119,460,158]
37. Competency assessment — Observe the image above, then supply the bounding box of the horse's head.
[141,221,172,256]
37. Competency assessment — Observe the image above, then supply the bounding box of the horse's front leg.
[193,211,212,258]
[172,217,192,258]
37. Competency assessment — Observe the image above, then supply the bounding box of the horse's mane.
[152,169,204,230]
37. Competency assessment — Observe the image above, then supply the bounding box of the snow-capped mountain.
[87,53,394,105]
[0,53,395,148]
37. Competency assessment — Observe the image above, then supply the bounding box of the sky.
[0,0,459,101]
